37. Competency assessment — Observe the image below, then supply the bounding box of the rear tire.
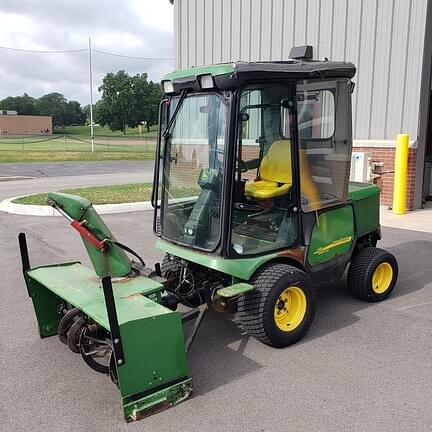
[348,247,398,302]
[238,263,315,348]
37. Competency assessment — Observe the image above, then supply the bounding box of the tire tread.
[238,263,314,347]
[348,247,398,302]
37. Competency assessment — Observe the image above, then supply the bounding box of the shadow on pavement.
[387,240,432,298]
[294,239,432,343]
[184,239,432,392]
[186,310,261,395]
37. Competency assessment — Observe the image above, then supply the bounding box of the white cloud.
[0,0,174,104]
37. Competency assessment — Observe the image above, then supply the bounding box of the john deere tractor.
[19,46,398,422]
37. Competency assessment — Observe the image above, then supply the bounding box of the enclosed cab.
[155,55,379,280]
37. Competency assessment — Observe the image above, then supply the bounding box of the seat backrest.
[259,140,292,184]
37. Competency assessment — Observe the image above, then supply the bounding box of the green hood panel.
[156,240,276,280]
[348,182,380,201]
[162,63,235,82]
[348,182,380,237]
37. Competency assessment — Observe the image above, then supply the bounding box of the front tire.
[238,263,315,348]
[161,254,181,279]
[348,247,398,302]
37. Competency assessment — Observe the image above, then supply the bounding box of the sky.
[0,0,174,105]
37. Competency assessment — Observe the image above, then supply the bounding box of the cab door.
[307,206,354,266]
[296,78,354,265]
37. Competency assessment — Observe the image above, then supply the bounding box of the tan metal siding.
[175,0,428,140]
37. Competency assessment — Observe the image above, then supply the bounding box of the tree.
[0,93,37,115]
[97,71,133,133]
[0,92,85,127]
[97,71,162,133]
[65,101,86,126]
[131,74,161,132]
[36,92,68,127]
[83,104,97,125]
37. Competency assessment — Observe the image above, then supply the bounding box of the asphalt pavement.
[0,160,153,178]
[2,209,432,432]
[0,160,154,201]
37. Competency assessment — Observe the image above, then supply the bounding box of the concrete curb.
[0,196,153,216]
[0,176,35,182]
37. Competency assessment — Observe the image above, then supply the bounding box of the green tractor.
[19,46,398,422]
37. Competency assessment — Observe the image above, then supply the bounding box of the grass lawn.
[0,135,155,162]
[12,183,197,205]
[13,183,155,205]
[54,124,158,139]
[0,151,153,163]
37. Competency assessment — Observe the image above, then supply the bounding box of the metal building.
[172,0,432,209]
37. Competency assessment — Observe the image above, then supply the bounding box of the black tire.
[79,325,111,374]
[238,263,315,348]
[348,247,398,302]
[161,254,181,277]
[58,308,81,344]
[67,317,85,353]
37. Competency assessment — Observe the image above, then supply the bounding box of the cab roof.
[161,60,356,94]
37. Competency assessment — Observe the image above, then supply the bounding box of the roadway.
[1,161,432,431]
[0,160,154,200]
[2,212,432,431]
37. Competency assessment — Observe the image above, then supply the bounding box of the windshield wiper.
[162,89,188,139]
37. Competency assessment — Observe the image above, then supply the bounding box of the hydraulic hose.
[107,240,146,267]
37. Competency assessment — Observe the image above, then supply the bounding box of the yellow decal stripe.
[313,236,353,256]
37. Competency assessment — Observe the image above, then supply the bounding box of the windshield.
[160,93,228,250]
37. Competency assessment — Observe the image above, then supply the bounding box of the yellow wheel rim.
[372,262,393,294]
[274,286,307,332]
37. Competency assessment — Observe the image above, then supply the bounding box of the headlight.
[199,74,214,89]
[162,80,174,94]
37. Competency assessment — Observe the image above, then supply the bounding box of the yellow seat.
[245,140,292,199]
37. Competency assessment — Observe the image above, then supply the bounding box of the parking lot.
[2,206,432,432]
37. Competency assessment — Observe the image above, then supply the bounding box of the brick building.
[172,0,432,210]
[0,112,52,136]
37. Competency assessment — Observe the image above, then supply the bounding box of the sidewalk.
[380,202,432,233]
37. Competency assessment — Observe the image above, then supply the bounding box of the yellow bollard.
[392,134,409,215]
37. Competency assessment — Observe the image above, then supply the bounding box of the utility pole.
[88,36,95,152]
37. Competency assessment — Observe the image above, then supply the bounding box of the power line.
[93,49,174,61]
[0,45,87,54]
[0,44,174,60]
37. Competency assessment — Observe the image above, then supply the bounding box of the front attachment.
[19,233,193,422]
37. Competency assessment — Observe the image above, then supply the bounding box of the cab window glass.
[296,80,351,212]
[231,83,298,256]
